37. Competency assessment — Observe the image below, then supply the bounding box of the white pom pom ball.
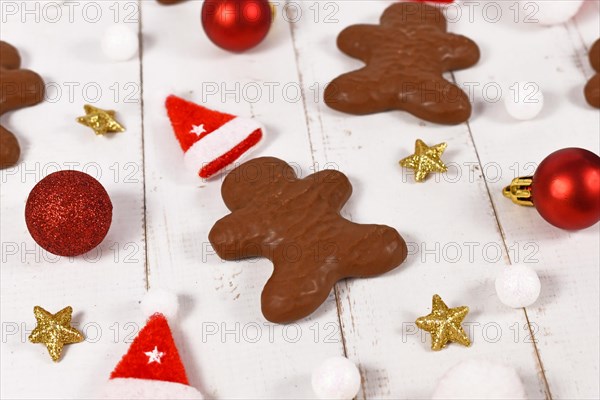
[311,356,361,400]
[495,264,541,308]
[504,81,544,120]
[141,288,179,320]
[522,0,584,26]
[432,359,526,399]
[101,25,139,62]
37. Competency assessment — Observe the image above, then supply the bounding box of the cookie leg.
[261,260,336,324]
[0,69,45,115]
[397,78,472,125]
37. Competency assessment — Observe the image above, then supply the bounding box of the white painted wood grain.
[140,1,344,398]
[289,1,559,398]
[452,0,600,398]
[0,1,147,399]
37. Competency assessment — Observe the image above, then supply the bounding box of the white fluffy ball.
[311,356,361,400]
[432,359,526,400]
[495,264,541,308]
[504,81,544,120]
[141,288,179,320]
[522,0,584,25]
[101,25,139,62]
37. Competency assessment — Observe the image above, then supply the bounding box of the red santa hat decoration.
[166,95,265,179]
[100,290,204,399]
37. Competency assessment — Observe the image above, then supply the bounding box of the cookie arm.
[441,34,480,71]
[585,74,600,108]
[325,66,396,115]
[336,25,378,61]
[208,211,266,260]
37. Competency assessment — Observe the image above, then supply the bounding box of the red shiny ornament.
[201,0,272,52]
[25,170,113,256]
[532,148,600,230]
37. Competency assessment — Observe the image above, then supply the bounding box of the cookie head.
[381,2,447,31]
[221,157,298,211]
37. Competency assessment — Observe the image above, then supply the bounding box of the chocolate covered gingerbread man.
[585,39,600,108]
[209,157,408,323]
[324,2,480,125]
[0,41,45,169]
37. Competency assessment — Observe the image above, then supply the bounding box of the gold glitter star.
[29,306,84,362]
[77,104,125,135]
[416,294,471,351]
[399,139,448,182]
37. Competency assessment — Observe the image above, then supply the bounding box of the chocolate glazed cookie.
[0,41,45,169]
[156,0,186,4]
[324,2,480,125]
[585,39,600,108]
[209,157,408,323]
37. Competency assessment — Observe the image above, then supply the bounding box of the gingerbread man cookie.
[0,41,45,169]
[324,2,480,125]
[209,157,408,323]
[156,0,186,4]
[585,39,600,108]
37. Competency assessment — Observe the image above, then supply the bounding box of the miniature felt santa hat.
[100,289,204,400]
[166,95,265,179]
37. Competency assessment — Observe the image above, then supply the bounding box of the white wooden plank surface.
[452,1,600,398]
[140,1,344,398]
[290,1,550,398]
[0,1,147,398]
[1,0,599,399]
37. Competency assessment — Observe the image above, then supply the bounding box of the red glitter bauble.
[532,148,600,230]
[201,0,272,52]
[25,170,113,256]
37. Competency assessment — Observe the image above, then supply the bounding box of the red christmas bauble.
[201,0,272,52]
[25,170,113,256]
[532,148,600,230]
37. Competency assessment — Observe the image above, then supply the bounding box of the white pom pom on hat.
[432,359,526,399]
[141,288,179,321]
